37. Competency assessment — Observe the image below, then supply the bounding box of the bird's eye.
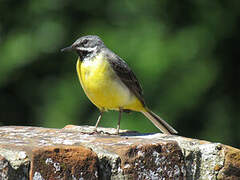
[82,39,88,45]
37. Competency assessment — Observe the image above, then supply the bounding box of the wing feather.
[105,49,145,106]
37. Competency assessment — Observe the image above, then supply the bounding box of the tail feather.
[142,108,178,135]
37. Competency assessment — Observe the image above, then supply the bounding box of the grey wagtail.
[61,35,177,134]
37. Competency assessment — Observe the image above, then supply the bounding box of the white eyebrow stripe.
[76,46,97,52]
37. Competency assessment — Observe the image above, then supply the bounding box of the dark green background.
[0,0,239,148]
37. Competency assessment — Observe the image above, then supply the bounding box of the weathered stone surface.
[117,142,185,179]
[217,146,240,179]
[0,153,29,180]
[0,125,239,180]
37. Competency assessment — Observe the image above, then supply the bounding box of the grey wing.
[107,51,146,106]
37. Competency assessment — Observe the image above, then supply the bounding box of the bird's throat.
[77,50,90,61]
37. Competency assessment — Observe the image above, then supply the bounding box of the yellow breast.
[76,54,143,111]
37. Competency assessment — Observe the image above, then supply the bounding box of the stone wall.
[0,125,239,179]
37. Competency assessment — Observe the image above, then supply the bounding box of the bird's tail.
[141,108,178,135]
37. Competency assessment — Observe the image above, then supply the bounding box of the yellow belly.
[76,55,143,111]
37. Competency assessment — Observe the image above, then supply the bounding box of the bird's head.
[61,35,104,59]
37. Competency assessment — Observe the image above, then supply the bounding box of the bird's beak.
[61,45,74,52]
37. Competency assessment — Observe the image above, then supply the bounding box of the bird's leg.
[117,108,123,134]
[94,111,103,132]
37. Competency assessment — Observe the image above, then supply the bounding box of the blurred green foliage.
[0,0,239,147]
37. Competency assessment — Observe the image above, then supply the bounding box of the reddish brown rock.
[29,146,98,180]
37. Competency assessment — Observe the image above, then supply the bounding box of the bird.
[61,35,177,135]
